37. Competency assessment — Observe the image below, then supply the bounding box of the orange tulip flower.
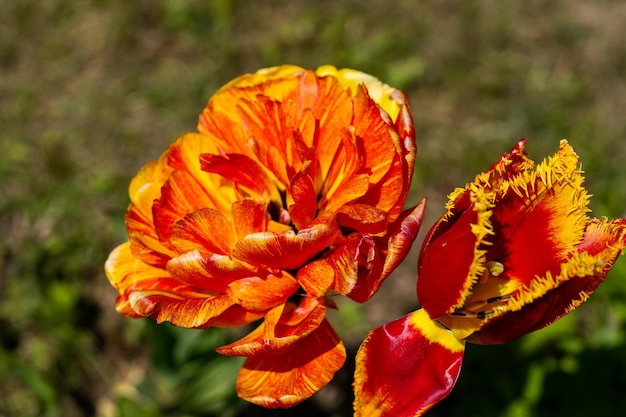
[354,139,626,416]
[105,65,425,408]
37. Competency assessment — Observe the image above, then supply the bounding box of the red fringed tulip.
[354,139,626,416]
[105,65,424,408]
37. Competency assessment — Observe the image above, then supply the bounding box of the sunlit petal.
[235,319,346,409]
[170,208,236,256]
[232,224,339,270]
[354,309,465,417]
[226,272,299,312]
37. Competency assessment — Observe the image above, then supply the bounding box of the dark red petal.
[470,218,626,344]
[354,309,465,417]
[417,201,482,318]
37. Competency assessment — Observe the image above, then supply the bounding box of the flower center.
[450,260,517,320]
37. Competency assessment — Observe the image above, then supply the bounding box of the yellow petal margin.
[354,309,465,417]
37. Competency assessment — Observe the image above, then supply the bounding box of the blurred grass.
[2,0,626,416]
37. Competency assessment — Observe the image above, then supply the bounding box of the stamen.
[486,294,515,304]
[486,260,504,276]
[451,292,517,320]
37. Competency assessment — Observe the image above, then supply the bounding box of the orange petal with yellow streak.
[166,250,252,291]
[129,291,233,329]
[200,152,277,199]
[354,309,465,417]
[167,133,235,213]
[152,169,215,243]
[170,208,236,256]
[351,85,397,186]
[334,203,388,235]
[235,318,346,409]
[105,243,232,328]
[226,272,300,312]
[288,168,317,230]
[218,297,326,356]
[296,260,335,298]
[231,199,269,240]
[232,224,338,270]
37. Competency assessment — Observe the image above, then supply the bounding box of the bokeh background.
[3,1,626,416]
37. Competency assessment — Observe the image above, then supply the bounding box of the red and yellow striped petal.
[354,309,465,417]
[488,140,589,289]
[417,188,492,319]
[470,218,626,344]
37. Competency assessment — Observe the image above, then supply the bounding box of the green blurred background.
[2,1,626,416]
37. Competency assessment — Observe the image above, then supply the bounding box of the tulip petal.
[129,291,233,329]
[354,309,465,417]
[296,260,335,298]
[319,127,369,214]
[218,297,327,356]
[315,65,403,121]
[226,272,300,312]
[152,169,215,243]
[166,250,252,291]
[235,319,346,409]
[334,203,388,235]
[231,198,270,239]
[302,73,354,181]
[470,218,626,344]
[288,168,317,230]
[170,208,236,256]
[105,242,152,317]
[417,188,493,318]
[327,233,382,296]
[125,159,177,267]
[232,224,338,270]
[167,133,235,212]
[349,200,426,303]
[489,140,589,288]
[199,152,278,200]
[105,243,233,328]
